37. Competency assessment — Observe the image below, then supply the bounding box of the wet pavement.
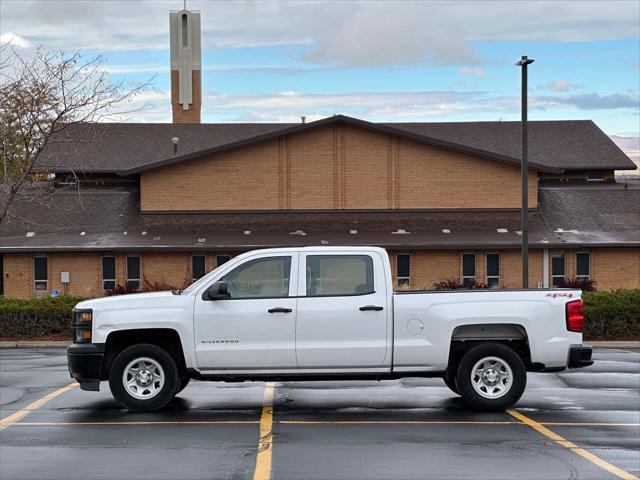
[0,348,638,480]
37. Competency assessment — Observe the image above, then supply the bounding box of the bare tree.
[0,45,149,224]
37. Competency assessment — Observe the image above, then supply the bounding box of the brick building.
[1,7,639,298]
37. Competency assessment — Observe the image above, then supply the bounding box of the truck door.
[295,251,391,369]
[193,252,298,370]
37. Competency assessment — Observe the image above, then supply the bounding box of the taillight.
[566,300,584,333]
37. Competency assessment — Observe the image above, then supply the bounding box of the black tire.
[177,375,190,394]
[456,343,526,411]
[109,343,179,412]
[443,371,459,395]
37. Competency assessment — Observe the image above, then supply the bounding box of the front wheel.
[456,343,526,411]
[109,343,179,412]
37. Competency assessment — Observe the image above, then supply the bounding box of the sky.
[1,0,639,165]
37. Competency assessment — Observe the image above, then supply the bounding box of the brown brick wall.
[3,248,637,299]
[49,253,101,297]
[140,123,538,212]
[171,70,201,123]
[592,248,640,290]
[141,139,281,211]
[142,253,192,288]
[3,254,32,298]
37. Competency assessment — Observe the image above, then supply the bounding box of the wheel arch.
[101,328,187,380]
[447,323,536,374]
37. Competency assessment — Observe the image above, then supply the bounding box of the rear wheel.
[443,371,459,395]
[109,343,179,412]
[456,343,526,411]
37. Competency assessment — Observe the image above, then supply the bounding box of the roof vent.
[197,237,206,243]
[123,231,128,235]
[172,136,179,156]
[349,229,358,235]
[391,228,410,235]
[290,229,306,236]
[80,231,86,236]
[497,228,509,233]
[442,229,451,234]
[301,116,306,124]
[153,235,162,241]
[320,240,329,245]
[26,232,35,237]
[243,230,252,235]
[141,231,148,236]
[515,230,522,236]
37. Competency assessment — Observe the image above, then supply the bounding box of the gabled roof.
[33,115,636,175]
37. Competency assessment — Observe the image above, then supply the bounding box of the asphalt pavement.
[0,348,638,480]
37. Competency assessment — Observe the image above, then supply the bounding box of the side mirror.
[202,281,231,301]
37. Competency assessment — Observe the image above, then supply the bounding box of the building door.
[193,252,298,371]
[295,251,391,369]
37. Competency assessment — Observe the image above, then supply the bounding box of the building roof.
[2,184,638,252]
[33,116,636,175]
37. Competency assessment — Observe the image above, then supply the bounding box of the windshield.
[180,263,226,295]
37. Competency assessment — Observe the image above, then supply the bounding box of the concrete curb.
[588,341,640,349]
[0,341,71,349]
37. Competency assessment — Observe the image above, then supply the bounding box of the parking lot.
[0,348,638,480]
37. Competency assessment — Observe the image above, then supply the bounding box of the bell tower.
[170,5,201,123]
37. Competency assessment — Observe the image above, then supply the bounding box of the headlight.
[72,309,93,343]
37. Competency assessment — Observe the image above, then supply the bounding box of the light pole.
[516,55,534,289]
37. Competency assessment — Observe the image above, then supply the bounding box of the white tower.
[170,7,201,123]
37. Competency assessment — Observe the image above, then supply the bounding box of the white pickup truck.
[68,246,593,412]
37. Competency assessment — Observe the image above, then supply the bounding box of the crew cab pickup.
[68,246,593,412]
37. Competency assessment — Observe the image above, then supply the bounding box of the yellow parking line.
[279,420,514,425]
[0,382,77,431]
[542,422,640,427]
[253,382,275,480]
[13,420,259,426]
[507,409,639,480]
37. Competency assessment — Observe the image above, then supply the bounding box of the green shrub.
[583,289,640,340]
[0,296,84,338]
[1,289,638,340]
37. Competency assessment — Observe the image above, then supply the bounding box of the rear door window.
[306,255,374,297]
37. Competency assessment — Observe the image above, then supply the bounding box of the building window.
[306,255,373,297]
[462,253,476,287]
[551,252,565,287]
[576,252,591,278]
[33,255,48,292]
[192,255,206,281]
[216,255,231,267]
[396,253,410,287]
[102,256,116,291]
[126,256,141,290]
[586,170,605,182]
[486,253,500,288]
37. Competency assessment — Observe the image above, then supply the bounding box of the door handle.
[359,305,383,311]
[268,307,293,313]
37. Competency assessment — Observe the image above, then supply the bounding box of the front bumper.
[568,345,594,369]
[67,343,105,391]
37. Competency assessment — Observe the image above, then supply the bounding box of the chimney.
[301,116,306,124]
[170,7,201,123]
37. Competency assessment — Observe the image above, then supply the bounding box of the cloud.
[538,80,583,92]
[2,1,639,66]
[0,32,32,48]
[542,92,640,109]
[460,66,486,78]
